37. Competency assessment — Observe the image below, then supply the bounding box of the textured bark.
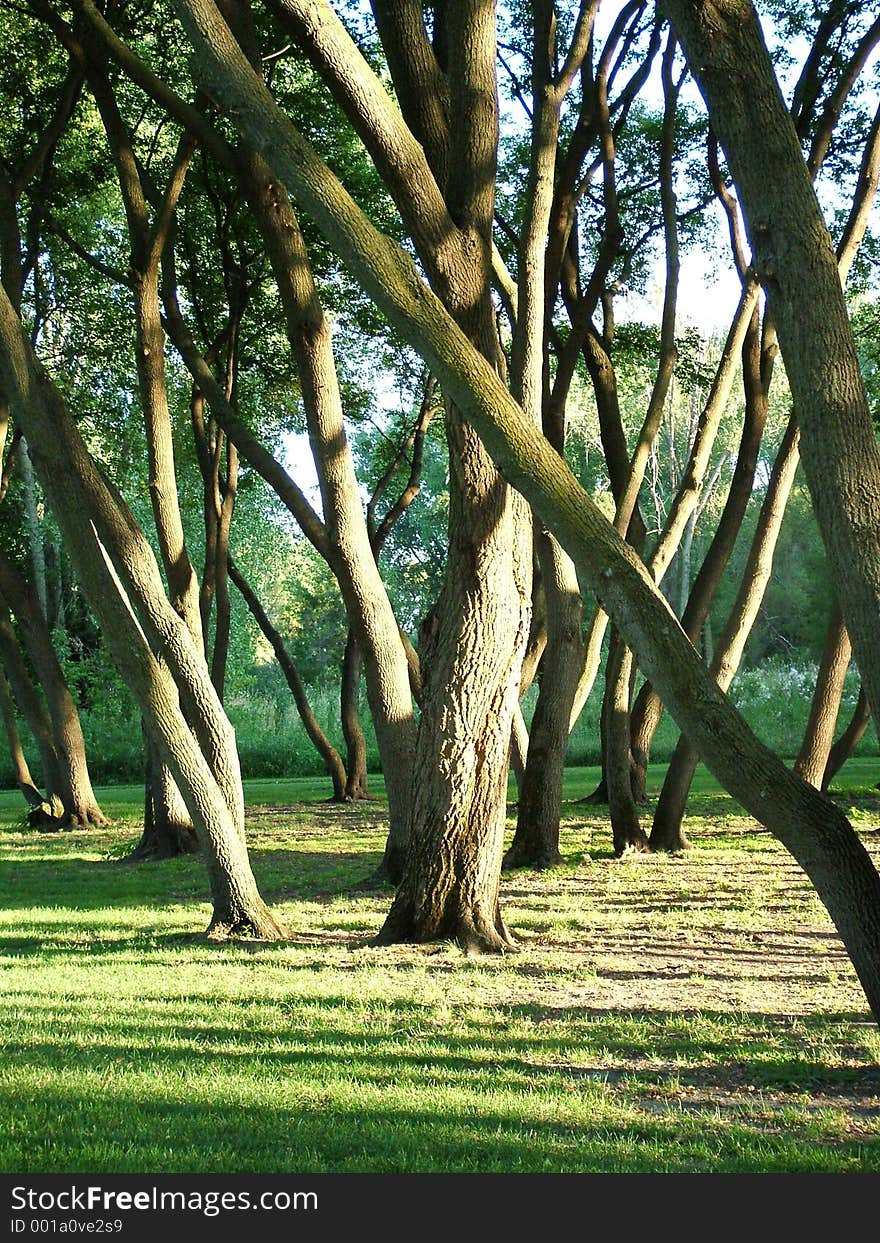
[796,601,851,788]
[631,301,770,788]
[665,0,880,749]
[228,555,347,801]
[340,632,371,800]
[174,0,880,1017]
[605,633,649,855]
[504,530,578,869]
[127,727,200,861]
[0,284,283,940]
[0,552,105,827]
[376,400,531,950]
[0,663,44,808]
[0,603,63,817]
[823,687,871,790]
[651,415,801,851]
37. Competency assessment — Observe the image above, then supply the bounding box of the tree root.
[502,843,562,870]
[206,904,290,941]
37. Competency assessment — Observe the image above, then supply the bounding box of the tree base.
[380,838,407,886]
[120,825,200,863]
[579,778,608,805]
[649,828,691,853]
[29,806,110,831]
[372,900,517,955]
[613,829,651,857]
[502,842,562,870]
[206,902,289,941]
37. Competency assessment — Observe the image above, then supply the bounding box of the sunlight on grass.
[1,767,879,1173]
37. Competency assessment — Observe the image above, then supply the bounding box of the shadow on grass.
[2,1002,879,1173]
[0,848,387,913]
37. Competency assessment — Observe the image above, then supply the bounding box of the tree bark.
[796,601,851,788]
[605,631,649,854]
[127,726,200,861]
[650,414,801,850]
[0,664,44,808]
[340,631,371,800]
[0,552,105,826]
[823,687,871,790]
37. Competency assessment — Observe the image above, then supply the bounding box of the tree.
[163,0,880,1020]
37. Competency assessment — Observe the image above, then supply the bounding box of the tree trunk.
[0,664,44,808]
[0,604,63,819]
[823,686,871,790]
[340,630,371,800]
[376,404,531,952]
[796,601,851,788]
[228,555,347,801]
[605,632,649,854]
[631,303,770,790]
[0,284,284,940]
[209,437,237,701]
[650,414,801,851]
[509,702,529,789]
[504,530,579,869]
[0,554,105,826]
[127,725,200,861]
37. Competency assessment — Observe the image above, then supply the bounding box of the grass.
[1,759,879,1173]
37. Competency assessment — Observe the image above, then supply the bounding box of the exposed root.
[371,897,517,955]
[206,904,290,942]
[502,843,562,871]
[579,779,609,806]
[613,830,651,858]
[650,829,691,854]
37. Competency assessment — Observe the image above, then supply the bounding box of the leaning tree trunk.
[651,414,801,851]
[823,686,871,790]
[0,284,284,940]
[340,631,371,800]
[127,725,200,861]
[0,664,43,808]
[0,551,106,826]
[796,600,851,788]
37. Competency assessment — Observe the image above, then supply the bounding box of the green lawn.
[1,761,879,1173]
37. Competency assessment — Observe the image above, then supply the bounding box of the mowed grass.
[1,760,880,1174]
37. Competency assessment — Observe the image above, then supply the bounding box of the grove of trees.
[2,0,880,1015]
